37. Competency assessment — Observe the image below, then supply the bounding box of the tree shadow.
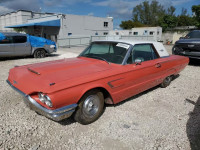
[186,96,200,150]
[58,117,76,126]
[47,54,60,57]
[0,56,32,61]
[189,59,200,66]
[0,54,60,61]
[58,104,107,126]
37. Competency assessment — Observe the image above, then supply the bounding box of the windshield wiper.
[82,55,110,64]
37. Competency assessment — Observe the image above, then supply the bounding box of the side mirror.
[135,59,142,65]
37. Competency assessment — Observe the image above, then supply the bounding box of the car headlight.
[50,45,55,48]
[38,92,53,107]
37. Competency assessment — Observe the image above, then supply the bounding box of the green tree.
[177,15,195,26]
[120,1,198,31]
[177,7,196,27]
[192,5,200,28]
[13,28,25,33]
[181,8,188,16]
[132,0,166,26]
[159,15,177,31]
[167,6,176,16]
[120,20,135,29]
[120,20,146,29]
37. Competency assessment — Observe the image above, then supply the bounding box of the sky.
[0,0,199,29]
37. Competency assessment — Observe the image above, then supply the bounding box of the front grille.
[176,43,200,52]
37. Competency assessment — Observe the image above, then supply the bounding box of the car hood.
[175,38,200,44]
[8,57,112,94]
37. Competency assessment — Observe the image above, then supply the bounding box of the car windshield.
[186,31,200,39]
[79,42,130,64]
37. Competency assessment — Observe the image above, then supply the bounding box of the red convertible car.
[7,40,189,124]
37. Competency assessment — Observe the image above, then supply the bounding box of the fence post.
[69,38,70,48]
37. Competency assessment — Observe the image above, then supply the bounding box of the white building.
[0,10,113,44]
[109,27,162,41]
[0,10,55,32]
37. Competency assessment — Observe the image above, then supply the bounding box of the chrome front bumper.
[7,80,77,121]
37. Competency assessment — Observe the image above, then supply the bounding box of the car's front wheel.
[160,76,172,88]
[74,90,104,125]
[34,49,46,58]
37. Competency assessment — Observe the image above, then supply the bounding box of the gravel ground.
[0,45,200,150]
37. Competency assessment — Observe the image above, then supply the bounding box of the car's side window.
[89,43,110,54]
[127,44,159,64]
[0,36,13,44]
[13,36,27,43]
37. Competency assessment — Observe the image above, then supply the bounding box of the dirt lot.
[0,45,200,150]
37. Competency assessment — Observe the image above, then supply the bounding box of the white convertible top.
[94,40,169,57]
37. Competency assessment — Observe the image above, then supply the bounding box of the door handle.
[155,63,161,68]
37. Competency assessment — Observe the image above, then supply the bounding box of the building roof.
[0,9,56,17]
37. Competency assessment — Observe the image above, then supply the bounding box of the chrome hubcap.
[36,50,45,58]
[83,95,100,117]
[40,51,45,57]
[165,77,171,84]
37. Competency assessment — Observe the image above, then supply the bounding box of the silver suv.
[0,32,57,58]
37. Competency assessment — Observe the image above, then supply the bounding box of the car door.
[112,44,163,103]
[13,35,31,56]
[0,36,15,57]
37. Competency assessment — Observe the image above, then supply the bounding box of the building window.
[133,32,138,35]
[150,31,154,35]
[116,32,119,35]
[143,30,148,35]
[103,32,108,35]
[129,32,132,35]
[68,33,72,36]
[104,22,108,27]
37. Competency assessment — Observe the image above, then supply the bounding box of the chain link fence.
[57,35,154,48]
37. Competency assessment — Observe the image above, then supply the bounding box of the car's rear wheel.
[34,49,46,58]
[74,90,104,125]
[160,76,172,88]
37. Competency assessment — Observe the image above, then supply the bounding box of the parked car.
[172,30,200,59]
[7,40,189,124]
[0,32,57,58]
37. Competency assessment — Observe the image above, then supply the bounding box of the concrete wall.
[132,27,162,41]
[109,30,131,36]
[162,31,189,44]
[58,14,113,39]
[109,27,162,41]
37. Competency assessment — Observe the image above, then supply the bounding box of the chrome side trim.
[27,68,40,75]
[7,80,27,97]
[7,80,77,121]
